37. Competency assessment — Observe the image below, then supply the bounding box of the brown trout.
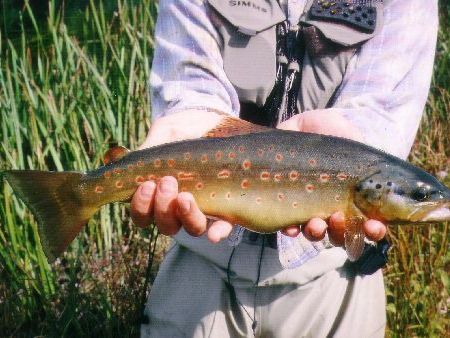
[3,118,450,263]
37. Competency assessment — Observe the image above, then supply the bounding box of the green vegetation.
[0,1,448,337]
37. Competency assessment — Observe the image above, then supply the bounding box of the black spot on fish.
[376,184,382,189]
[369,179,373,183]
[387,182,393,186]
[394,187,405,196]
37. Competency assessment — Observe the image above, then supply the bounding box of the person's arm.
[336,0,438,158]
[140,0,240,147]
[284,0,438,157]
[279,0,438,243]
[132,0,240,240]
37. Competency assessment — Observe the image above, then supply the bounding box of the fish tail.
[3,170,98,262]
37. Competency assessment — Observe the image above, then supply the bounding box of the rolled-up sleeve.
[332,0,438,159]
[150,0,240,120]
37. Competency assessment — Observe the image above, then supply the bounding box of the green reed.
[1,0,157,336]
[0,1,448,337]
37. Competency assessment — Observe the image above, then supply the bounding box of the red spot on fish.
[114,168,123,175]
[154,159,162,168]
[289,171,299,181]
[256,197,262,204]
[95,185,104,193]
[135,176,145,184]
[104,171,112,179]
[274,173,282,182]
[308,159,317,167]
[337,173,348,181]
[277,193,285,201]
[305,184,315,193]
[260,171,271,181]
[275,153,284,162]
[137,160,145,167]
[218,169,231,179]
[257,149,264,157]
[210,192,216,199]
[292,201,299,208]
[168,159,176,168]
[201,154,208,163]
[268,145,275,152]
[147,174,157,181]
[238,146,246,153]
[184,152,191,160]
[128,164,135,170]
[289,149,296,157]
[242,159,252,170]
[115,180,124,189]
[178,172,195,181]
[241,179,250,189]
[228,152,236,159]
[195,182,204,190]
[216,151,223,160]
[319,173,330,183]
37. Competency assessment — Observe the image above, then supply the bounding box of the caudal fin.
[3,170,97,262]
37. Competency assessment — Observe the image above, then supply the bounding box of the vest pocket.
[300,0,384,50]
[298,0,384,111]
[208,0,286,106]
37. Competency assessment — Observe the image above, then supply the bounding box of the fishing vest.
[207,0,386,126]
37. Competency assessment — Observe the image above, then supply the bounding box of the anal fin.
[344,216,366,262]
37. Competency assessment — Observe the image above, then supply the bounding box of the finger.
[281,225,301,237]
[131,181,156,228]
[154,176,181,236]
[207,220,234,243]
[303,218,327,241]
[328,211,346,246]
[364,219,387,242]
[176,192,208,237]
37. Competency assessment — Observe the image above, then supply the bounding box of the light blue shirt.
[150,0,438,159]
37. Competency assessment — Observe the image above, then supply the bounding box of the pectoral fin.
[344,216,366,262]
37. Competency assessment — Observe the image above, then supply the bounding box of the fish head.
[354,161,450,223]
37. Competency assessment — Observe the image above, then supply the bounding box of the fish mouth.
[412,201,450,222]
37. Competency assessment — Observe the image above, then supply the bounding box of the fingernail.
[178,198,191,214]
[141,182,155,197]
[376,225,384,238]
[159,179,176,193]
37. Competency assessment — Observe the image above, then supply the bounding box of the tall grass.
[384,5,450,336]
[0,1,160,336]
[0,1,448,337]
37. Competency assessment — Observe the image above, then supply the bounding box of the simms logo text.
[228,1,268,12]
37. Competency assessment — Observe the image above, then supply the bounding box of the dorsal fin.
[203,115,271,138]
[103,146,130,165]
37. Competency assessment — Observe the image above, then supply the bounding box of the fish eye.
[411,186,430,201]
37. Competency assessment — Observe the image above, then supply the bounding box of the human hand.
[277,109,387,246]
[131,110,236,242]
